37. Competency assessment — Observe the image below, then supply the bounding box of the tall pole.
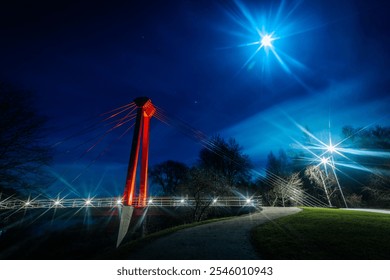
[330,157,348,208]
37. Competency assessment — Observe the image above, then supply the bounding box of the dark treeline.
[151,125,390,210]
[150,135,256,221]
[0,82,52,197]
[259,125,390,208]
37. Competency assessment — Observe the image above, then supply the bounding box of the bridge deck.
[0,196,262,210]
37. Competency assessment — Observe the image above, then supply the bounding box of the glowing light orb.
[148,199,153,204]
[321,157,329,165]
[327,144,336,153]
[213,199,218,203]
[25,201,31,206]
[116,199,122,205]
[180,199,185,203]
[85,199,92,206]
[54,200,61,206]
[246,198,251,204]
[261,34,273,47]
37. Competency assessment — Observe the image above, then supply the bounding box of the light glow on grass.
[251,208,390,259]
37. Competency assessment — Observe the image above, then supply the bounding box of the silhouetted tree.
[265,149,291,179]
[262,149,298,206]
[342,125,390,149]
[341,125,390,207]
[149,160,189,195]
[362,171,390,208]
[198,135,252,188]
[267,172,304,207]
[304,165,338,207]
[178,167,230,222]
[0,82,52,195]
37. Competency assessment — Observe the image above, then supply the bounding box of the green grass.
[251,208,390,260]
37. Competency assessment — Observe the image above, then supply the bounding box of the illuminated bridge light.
[327,144,336,153]
[321,157,329,165]
[0,196,263,210]
[261,34,274,48]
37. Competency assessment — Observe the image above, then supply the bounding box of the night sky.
[1,0,389,197]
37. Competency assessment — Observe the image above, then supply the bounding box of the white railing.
[0,196,262,210]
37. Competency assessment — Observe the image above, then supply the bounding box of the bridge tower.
[123,97,156,207]
[117,97,156,247]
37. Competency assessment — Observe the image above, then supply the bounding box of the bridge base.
[116,206,134,247]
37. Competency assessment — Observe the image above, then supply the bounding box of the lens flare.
[261,34,274,47]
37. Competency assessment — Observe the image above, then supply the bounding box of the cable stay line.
[153,104,328,207]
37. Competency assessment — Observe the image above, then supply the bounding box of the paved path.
[342,208,390,215]
[126,207,301,260]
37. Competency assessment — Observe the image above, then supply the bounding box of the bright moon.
[261,34,273,47]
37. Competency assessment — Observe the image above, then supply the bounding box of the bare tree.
[345,193,363,208]
[150,160,189,195]
[179,167,230,222]
[362,171,390,207]
[198,135,252,188]
[304,165,337,206]
[342,125,390,149]
[263,149,299,206]
[0,82,52,195]
[269,172,304,207]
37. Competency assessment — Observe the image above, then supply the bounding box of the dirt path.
[126,207,301,260]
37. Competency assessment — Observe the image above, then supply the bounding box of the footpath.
[126,207,301,260]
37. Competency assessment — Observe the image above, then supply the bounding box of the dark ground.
[115,207,301,260]
[0,205,256,259]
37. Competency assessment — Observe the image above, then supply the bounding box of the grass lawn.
[251,207,390,259]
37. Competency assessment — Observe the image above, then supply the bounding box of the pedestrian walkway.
[342,208,390,215]
[125,207,301,260]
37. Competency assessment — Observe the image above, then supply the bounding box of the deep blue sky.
[1,0,389,196]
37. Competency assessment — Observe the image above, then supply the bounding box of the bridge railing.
[0,196,262,210]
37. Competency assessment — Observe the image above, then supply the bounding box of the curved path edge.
[125,207,301,260]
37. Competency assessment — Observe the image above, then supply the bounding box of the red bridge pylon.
[123,97,156,207]
[117,97,156,247]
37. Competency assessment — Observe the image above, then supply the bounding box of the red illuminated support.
[122,97,155,207]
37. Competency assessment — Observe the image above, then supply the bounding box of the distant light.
[25,201,31,206]
[321,157,329,165]
[85,199,92,206]
[327,144,336,153]
[180,199,185,203]
[148,199,153,204]
[116,199,122,205]
[261,34,273,47]
[213,199,218,203]
[54,200,61,206]
[246,199,251,204]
